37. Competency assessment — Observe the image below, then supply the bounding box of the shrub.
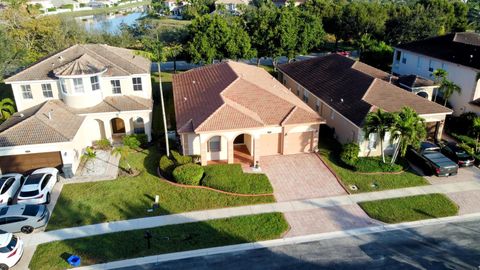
[450,133,477,148]
[353,157,403,173]
[340,143,360,166]
[94,139,112,150]
[60,3,74,9]
[171,150,192,165]
[123,134,148,149]
[159,155,175,179]
[47,7,56,12]
[172,163,204,185]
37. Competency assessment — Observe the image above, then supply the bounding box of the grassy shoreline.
[55,1,150,18]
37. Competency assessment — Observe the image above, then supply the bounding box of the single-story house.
[173,61,324,166]
[278,54,452,157]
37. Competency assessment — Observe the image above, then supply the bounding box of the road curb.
[74,212,480,270]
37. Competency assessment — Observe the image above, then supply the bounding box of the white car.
[0,174,24,206]
[17,168,59,205]
[0,233,23,270]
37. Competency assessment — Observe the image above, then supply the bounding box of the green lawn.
[47,147,274,230]
[359,194,459,223]
[318,134,428,193]
[32,213,288,270]
[202,164,273,194]
[58,1,150,17]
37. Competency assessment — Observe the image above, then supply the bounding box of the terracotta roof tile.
[71,96,153,114]
[174,61,322,133]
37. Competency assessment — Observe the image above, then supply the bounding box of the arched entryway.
[233,134,253,165]
[111,118,126,135]
[94,119,106,140]
[132,117,145,134]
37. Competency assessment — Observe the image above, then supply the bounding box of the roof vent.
[47,110,53,120]
[20,113,24,118]
[184,97,187,101]
[340,98,344,103]
[58,56,64,61]
[192,80,196,84]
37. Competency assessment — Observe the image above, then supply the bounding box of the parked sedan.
[0,174,24,206]
[17,168,58,205]
[0,204,50,234]
[440,142,475,167]
[0,233,23,270]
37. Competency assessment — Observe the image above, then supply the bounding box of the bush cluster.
[171,150,193,165]
[159,155,175,178]
[340,143,360,166]
[172,163,204,185]
[159,150,202,185]
[123,134,148,149]
[94,139,112,150]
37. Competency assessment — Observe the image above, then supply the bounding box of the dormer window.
[21,85,33,99]
[90,76,100,91]
[73,78,84,93]
[133,77,143,91]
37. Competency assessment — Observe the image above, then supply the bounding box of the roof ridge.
[194,103,228,132]
[0,102,47,133]
[5,45,79,82]
[223,97,265,125]
[280,106,297,126]
[361,78,379,103]
[82,45,132,75]
[101,45,149,73]
[34,114,71,141]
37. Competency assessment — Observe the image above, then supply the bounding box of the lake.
[75,6,147,34]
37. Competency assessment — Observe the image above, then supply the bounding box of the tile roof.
[0,100,85,147]
[5,44,151,82]
[53,54,107,76]
[278,54,452,127]
[0,95,152,147]
[173,61,323,133]
[396,32,480,70]
[397,75,435,89]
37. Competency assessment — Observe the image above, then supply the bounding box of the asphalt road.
[117,219,480,270]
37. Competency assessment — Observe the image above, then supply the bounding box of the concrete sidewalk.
[21,180,480,247]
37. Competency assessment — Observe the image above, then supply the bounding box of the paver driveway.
[261,153,347,202]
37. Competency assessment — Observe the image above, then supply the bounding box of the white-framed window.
[90,76,100,91]
[21,85,33,99]
[303,90,309,103]
[315,99,321,112]
[208,136,221,152]
[73,78,84,93]
[428,60,437,72]
[401,53,407,64]
[331,110,335,120]
[59,79,67,94]
[41,83,53,98]
[368,133,377,150]
[111,80,121,94]
[132,77,143,91]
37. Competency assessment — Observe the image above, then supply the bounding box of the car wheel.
[21,226,34,234]
[7,198,12,205]
[0,263,9,270]
[46,193,51,204]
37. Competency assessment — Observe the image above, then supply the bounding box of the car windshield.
[22,205,39,216]
[19,190,39,197]
[25,174,43,185]
[0,235,17,253]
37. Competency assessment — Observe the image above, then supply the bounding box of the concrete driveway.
[423,166,480,185]
[260,153,347,202]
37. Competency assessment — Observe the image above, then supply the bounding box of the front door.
[111,118,126,134]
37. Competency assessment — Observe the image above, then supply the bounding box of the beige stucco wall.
[8,73,152,111]
[258,133,281,156]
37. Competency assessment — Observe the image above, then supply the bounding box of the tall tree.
[390,107,427,163]
[439,79,461,107]
[338,1,387,43]
[164,43,183,73]
[363,109,395,163]
[432,68,447,102]
[141,35,170,156]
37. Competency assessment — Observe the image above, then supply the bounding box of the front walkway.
[261,153,347,202]
[66,150,120,183]
[20,180,480,248]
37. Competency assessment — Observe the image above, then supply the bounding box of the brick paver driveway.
[261,153,347,202]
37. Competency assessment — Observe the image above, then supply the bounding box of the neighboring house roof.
[173,61,323,133]
[0,100,85,147]
[71,95,153,114]
[396,32,480,70]
[5,44,151,82]
[278,54,452,127]
[397,75,436,89]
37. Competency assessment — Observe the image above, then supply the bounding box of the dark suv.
[440,142,475,167]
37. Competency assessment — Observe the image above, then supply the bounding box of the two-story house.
[0,44,153,177]
[392,32,480,115]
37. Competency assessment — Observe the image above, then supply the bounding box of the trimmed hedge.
[340,143,360,166]
[159,155,175,178]
[353,157,403,173]
[172,163,204,185]
[171,150,192,165]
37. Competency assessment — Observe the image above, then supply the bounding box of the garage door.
[0,152,62,174]
[284,131,313,154]
[259,133,281,156]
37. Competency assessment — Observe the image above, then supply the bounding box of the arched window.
[133,117,145,134]
[208,136,221,152]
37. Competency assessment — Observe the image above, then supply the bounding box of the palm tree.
[164,43,183,74]
[112,146,132,173]
[390,107,427,164]
[139,33,170,156]
[473,116,480,152]
[432,69,447,102]
[363,109,395,163]
[0,98,15,121]
[439,79,461,107]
